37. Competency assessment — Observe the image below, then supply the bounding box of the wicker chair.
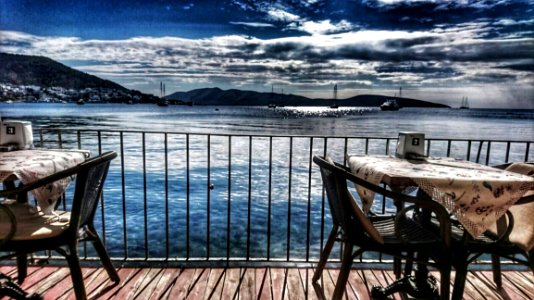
[0,203,42,299]
[312,156,453,300]
[0,151,119,300]
[451,162,534,299]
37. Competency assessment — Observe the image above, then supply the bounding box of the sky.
[1,0,533,108]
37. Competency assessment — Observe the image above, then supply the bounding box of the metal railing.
[34,128,533,266]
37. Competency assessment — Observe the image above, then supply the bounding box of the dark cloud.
[495,62,534,72]
[468,72,518,83]
[155,49,190,56]
[384,36,440,49]
[439,40,534,62]
[225,64,270,73]
[375,63,459,76]
[0,40,33,48]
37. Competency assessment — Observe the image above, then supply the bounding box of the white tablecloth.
[0,150,87,213]
[348,155,534,237]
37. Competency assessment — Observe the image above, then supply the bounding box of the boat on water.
[330,84,339,109]
[157,100,169,107]
[76,99,85,105]
[460,97,469,109]
[268,103,276,108]
[380,99,400,111]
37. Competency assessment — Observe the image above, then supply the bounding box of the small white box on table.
[0,120,34,151]
[396,132,425,159]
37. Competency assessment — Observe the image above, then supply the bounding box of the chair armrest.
[491,163,512,170]
[485,210,514,243]
[514,193,534,205]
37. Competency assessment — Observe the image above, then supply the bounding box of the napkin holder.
[0,120,34,151]
[396,132,425,159]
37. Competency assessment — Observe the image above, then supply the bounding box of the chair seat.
[0,203,70,241]
[373,216,440,244]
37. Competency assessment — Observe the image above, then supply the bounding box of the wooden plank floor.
[1,265,533,299]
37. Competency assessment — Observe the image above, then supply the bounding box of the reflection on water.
[1,103,533,139]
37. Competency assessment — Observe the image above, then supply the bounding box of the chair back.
[314,156,384,244]
[68,151,117,231]
[0,204,16,247]
[491,162,534,251]
[317,157,344,227]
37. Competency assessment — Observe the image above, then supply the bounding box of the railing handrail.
[34,127,534,143]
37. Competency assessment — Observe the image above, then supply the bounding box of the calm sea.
[1,103,533,139]
[1,103,533,259]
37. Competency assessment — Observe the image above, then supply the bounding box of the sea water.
[1,103,533,259]
[1,103,533,139]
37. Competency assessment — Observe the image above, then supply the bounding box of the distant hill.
[167,87,449,108]
[0,52,127,91]
[168,87,310,106]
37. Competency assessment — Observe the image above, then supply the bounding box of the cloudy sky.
[1,0,533,108]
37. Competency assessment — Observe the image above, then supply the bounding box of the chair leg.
[88,230,120,283]
[491,254,502,288]
[452,263,467,300]
[16,254,27,284]
[313,225,338,283]
[529,250,534,275]
[404,251,414,276]
[332,242,353,300]
[439,265,451,300]
[393,257,401,279]
[66,244,87,300]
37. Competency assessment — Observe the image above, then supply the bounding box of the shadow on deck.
[0,265,533,299]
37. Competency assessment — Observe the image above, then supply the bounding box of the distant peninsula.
[0,52,449,108]
[166,87,449,108]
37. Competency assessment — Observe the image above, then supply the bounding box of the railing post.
[286,137,293,261]
[306,137,314,262]
[207,135,211,259]
[142,132,148,259]
[120,131,128,259]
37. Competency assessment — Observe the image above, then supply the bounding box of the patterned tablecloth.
[0,150,87,214]
[347,155,534,237]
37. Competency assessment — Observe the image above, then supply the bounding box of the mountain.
[0,52,127,90]
[168,87,310,106]
[167,87,450,108]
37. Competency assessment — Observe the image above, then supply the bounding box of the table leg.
[17,255,27,284]
[3,181,28,203]
[413,191,441,296]
[371,191,440,299]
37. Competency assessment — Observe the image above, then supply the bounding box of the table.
[0,149,88,214]
[347,155,534,298]
[347,155,534,237]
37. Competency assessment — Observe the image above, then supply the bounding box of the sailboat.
[157,82,169,106]
[268,85,277,108]
[330,84,339,109]
[460,97,469,109]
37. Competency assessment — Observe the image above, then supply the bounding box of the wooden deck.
[1,265,533,299]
